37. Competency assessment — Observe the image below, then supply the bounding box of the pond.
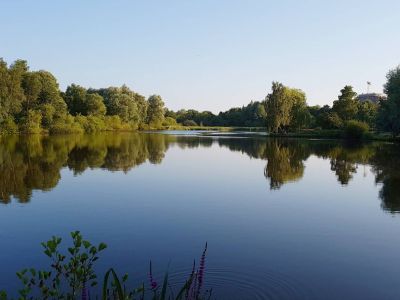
[0,132,399,299]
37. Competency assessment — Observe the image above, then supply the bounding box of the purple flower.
[81,282,88,300]
[196,242,207,297]
[149,261,158,290]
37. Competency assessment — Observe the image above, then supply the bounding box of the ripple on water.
[168,266,315,300]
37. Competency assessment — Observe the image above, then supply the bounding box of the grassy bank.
[160,125,267,132]
[268,129,398,142]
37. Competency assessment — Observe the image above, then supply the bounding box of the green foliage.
[64,84,88,115]
[343,120,369,139]
[378,65,400,136]
[75,115,106,133]
[40,103,56,128]
[321,112,343,129]
[0,57,397,135]
[332,86,358,121]
[49,115,84,134]
[264,82,309,133]
[19,110,42,134]
[86,93,106,116]
[13,231,107,299]
[1,232,211,300]
[104,115,128,131]
[0,117,19,134]
[147,95,165,128]
[162,116,178,126]
[357,100,378,127]
[183,119,198,126]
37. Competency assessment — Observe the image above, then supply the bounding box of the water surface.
[0,132,399,299]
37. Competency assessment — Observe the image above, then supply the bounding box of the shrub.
[344,120,369,139]
[0,117,18,134]
[75,115,106,133]
[41,104,56,128]
[320,112,343,129]
[183,119,198,127]
[49,115,84,134]
[162,117,177,126]
[104,115,123,130]
[19,110,43,134]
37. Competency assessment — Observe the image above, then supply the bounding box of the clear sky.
[2,0,399,113]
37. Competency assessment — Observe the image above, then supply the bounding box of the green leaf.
[102,268,124,300]
[82,240,91,249]
[98,243,107,251]
[160,271,169,300]
[44,249,52,257]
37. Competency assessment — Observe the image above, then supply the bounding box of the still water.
[0,132,399,299]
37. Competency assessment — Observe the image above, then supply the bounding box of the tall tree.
[147,95,165,127]
[378,66,400,136]
[7,60,28,117]
[22,72,42,112]
[0,59,11,122]
[64,84,87,115]
[264,82,308,133]
[332,85,358,121]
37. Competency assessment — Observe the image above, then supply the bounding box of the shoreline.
[1,127,398,142]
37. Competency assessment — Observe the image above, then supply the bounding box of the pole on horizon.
[367,81,371,93]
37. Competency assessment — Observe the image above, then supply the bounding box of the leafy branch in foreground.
[15,231,107,299]
[0,232,211,300]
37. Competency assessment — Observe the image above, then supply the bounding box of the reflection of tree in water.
[0,135,73,203]
[263,140,309,189]
[325,143,376,185]
[0,134,176,203]
[370,145,400,213]
[0,134,399,213]
[218,138,309,189]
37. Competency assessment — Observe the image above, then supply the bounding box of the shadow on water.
[0,133,399,213]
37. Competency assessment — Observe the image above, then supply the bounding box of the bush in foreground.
[343,120,369,139]
[0,232,210,300]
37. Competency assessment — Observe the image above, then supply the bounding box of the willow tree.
[264,82,308,133]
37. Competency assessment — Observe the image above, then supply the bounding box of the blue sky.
[2,0,399,112]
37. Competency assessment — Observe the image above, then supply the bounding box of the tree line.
[166,66,400,136]
[1,58,399,135]
[0,59,166,134]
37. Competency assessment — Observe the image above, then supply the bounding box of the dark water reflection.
[1,132,400,299]
[1,133,399,213]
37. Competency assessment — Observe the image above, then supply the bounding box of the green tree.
[0,59,11,122]
[22,72,42,113]
[332,85,358,121]
[265,82,308,133]
[36,71,67,115]
[147,94,165,127]
[357,100,378,127]
[86,93,106,116]
[64,84,87,115]
[7,60,27,117]
[377,66,400,136]
[265,82,291,132]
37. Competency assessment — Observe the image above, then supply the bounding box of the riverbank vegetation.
[0,58,399,138]
[0,231,210,300]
